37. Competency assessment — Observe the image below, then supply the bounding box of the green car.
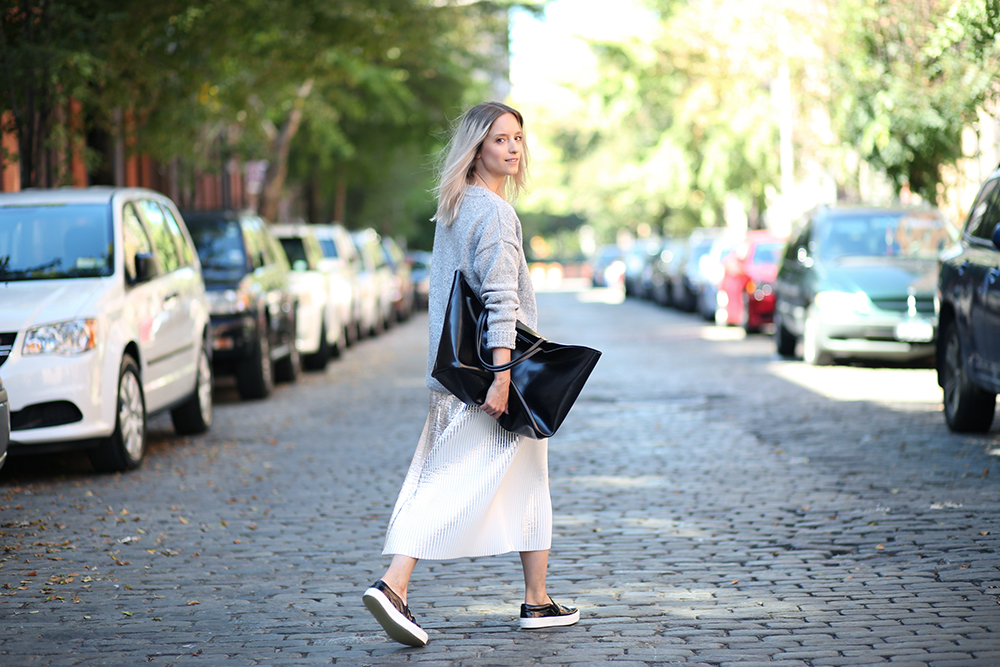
[774,205,957,365]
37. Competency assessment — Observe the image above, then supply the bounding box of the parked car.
[671,230,726,312]
[717,230,786,332]
[272,223,344,371]
[774,204,955,365]
[407,250,432,310]
[936,165,1000,432]
[590,244,625,288]
[648,237,686,306]
[382,236,414,321]
[622,239,662,298]
[697,234,741,320]
[311,223,361,345]
[183,210,299,399]
[0,187,212,472]
[0,374,9,472]
[352,228,396,336]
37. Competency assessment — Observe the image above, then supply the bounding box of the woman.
[361,102,579,647]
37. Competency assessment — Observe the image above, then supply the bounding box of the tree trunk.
[258,79,313,222]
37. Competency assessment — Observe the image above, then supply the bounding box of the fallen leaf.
[122,611,133,616]
[980,531,990,536]
[186,600,200,606]
[178,517,189,525]
[876,544,885,550]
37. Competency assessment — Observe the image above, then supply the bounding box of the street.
[1,285,999,666]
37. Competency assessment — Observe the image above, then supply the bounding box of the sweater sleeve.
[473,205,522,350]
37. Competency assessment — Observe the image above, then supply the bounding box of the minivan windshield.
[818,212,955,261]
[0,204,113,281]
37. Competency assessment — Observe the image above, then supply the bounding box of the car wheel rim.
[119,371,145,460]
[198,349,213,424]
[261,335,271,382]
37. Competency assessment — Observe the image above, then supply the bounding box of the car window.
[242,220,265,270]
[186,219,247,270]
[123,204,155,282]
[0,203,113,281]
[966,177,1000,241]
[262,226,288,270]
[819,212,952,260]
[751,243,782,265]
[785,222,810,261]
[137,200,181,273]
[161,204,196,266]
[279,237,310,271]
[318,237,339,258]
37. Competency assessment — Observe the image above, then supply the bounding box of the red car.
[718,230,787,333]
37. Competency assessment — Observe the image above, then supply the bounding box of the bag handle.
[475,309,545,372]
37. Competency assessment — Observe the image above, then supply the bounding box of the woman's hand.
[482,348,511,419]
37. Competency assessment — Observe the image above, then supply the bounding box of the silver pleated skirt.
[382,390,552,560]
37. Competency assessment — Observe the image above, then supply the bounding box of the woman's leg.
[520,549,550,605]
[381,554,418,604]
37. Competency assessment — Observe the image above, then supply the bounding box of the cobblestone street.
[1,286,998,666]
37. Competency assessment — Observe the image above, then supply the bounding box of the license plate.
[894,319,934,343]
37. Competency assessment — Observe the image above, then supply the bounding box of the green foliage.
[829,0,1000,202]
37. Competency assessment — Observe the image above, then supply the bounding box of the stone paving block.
[3,297,1000,666]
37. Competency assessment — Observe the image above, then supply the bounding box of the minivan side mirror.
[992,222,1000,251]
[133,252,159,283]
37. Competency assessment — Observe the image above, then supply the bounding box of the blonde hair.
[432,101,530,225]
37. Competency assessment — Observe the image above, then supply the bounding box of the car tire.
[774,310,796,357]
[89,355,146,473]
[742,292,760,334]
[303,320,331,371]
[802,307,833,365]
[941,320,996,433]
[344,317,357,347]
[274,319,300,384]
[171,341,213,435]
[236,326,273,400]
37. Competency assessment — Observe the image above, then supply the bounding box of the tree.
[828,0,1000,202]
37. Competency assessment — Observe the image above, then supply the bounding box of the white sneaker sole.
[519,609,580,629]
[362,587,429,647]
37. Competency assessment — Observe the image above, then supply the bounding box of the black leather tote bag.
[432,270,601,438]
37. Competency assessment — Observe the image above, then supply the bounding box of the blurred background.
[1,0,998,259]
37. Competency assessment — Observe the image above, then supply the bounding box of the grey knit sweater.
[425,186,537,393]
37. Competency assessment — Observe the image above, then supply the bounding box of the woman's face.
[475,113,522,187]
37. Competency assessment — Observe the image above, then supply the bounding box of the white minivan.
[0,187,213,472]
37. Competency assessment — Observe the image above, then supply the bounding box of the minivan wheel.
[941,321,996,433]
[274,324,300,384]
[172,342,213,435]
[774,310,796,357]
[741,292,759,334]
[90,355,146,473]
[802,308,833,365]
[237,327,273,400]
[303,321,331,371]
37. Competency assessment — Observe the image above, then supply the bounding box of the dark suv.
[936,166,1000,432]
[183,211,299,399]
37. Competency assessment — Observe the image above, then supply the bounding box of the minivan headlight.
[22,318,98,355]
[206,288,251,315]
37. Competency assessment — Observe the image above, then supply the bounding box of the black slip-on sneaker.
[362,579,429,647]
[519,596,580,629]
